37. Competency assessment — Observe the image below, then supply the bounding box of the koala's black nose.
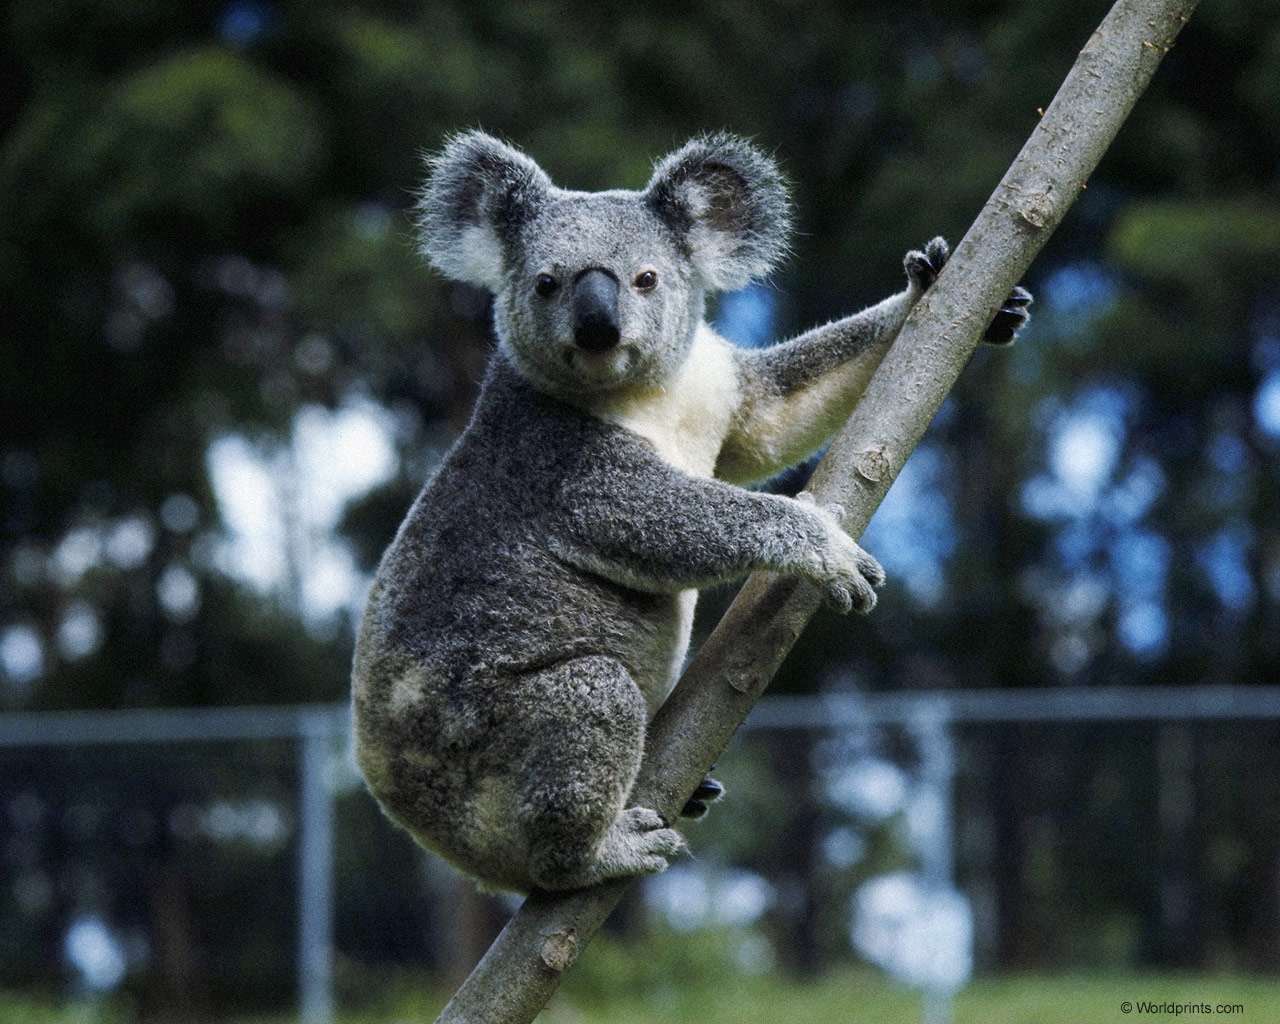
[572,268,621,353]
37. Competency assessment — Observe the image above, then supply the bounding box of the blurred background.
[3,1,1280,1021]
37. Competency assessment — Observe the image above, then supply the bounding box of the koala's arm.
[548,440,884,613]
[717,238,1032,484]
[714,242,946,485]
[716,289,917,484]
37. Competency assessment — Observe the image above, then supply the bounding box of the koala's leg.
[514,655,686,892]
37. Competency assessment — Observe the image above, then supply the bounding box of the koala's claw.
[691,775,725,801]
[904,235,950,292]
[680,775,726,820]
[681,800,710,820]
[983,284,1034,345]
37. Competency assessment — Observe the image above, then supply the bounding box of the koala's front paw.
[904,236,950,293]
[905,236,1033,346]
[796,492,886,615]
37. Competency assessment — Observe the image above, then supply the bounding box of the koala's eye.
[633,270,658,291]
[535,274,559,297]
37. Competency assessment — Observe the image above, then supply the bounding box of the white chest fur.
[586,324,740,712]
[626,588,698,715]
[589,323,741,478]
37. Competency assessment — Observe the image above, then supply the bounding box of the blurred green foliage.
[1110,201,1280,289]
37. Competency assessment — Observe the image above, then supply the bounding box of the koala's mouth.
[561,343,640,388]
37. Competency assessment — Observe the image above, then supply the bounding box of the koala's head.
[416,131,791,398]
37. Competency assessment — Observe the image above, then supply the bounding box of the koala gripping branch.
[433,2,1199,1021]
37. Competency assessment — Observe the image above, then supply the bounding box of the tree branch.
[434,2,1199,1020]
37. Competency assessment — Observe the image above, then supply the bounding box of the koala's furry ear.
[416,131,552,291]
[644,134,791,291]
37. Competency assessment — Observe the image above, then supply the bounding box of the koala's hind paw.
[615,806,688,874]
[528,806,686,891]
[619,806,667,831]
[904,236,950,292]
[681,775,726,820]
[983,284,1033,345]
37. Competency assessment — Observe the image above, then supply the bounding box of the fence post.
[1156,722,1197,964]
[912,702,958,1024]
[298,711,336,1024]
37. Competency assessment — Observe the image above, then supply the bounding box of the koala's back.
[351,358,685,886]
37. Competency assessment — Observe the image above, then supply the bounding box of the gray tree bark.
[434,2,1200,1020]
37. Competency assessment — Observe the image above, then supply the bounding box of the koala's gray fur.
[352,131,1030,894]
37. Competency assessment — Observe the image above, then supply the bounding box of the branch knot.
[854,446,891,484]
[539,928,579,973]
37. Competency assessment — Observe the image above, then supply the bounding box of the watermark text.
[1120,1000,1245,1016]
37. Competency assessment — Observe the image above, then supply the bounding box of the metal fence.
[0,705,344,1023]
[2,685,1279,1024]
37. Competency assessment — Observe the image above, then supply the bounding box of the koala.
[351,131,1031,894]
